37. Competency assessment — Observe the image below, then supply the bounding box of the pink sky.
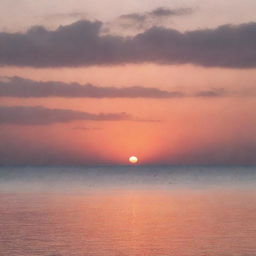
[0,0,256,165]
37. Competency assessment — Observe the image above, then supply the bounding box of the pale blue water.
[0,166,256,256]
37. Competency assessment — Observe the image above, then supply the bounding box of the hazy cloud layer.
[0,106,130,125]
[0,76,250,98]
[194,88,229,97]
[113,7,193,31]
[0,76,181,98]
[0,20,256,68]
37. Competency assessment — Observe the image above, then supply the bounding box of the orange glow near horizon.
[1,94,256,165]
[1,64,256,165]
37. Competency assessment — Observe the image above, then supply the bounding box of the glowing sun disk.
[129,156,138,164]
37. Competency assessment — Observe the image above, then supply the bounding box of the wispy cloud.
[194,88,229,97]
[113,7,193,31]
[0,76,251,99]
[0,106,130,125]
[150,7,192,17]
[0,76,182,98]
[103,7,195,35]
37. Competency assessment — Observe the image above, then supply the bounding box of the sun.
[129,156,138,164]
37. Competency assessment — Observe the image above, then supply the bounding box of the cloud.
[0,106,130,125]
[195,88,228,97]
[114,7,193,31]
[120,7,192,22]
[0,19,256,68]
[0,76,252,99]
[122,7,192,20]
[0,76,182,98]
[150,7,192,17]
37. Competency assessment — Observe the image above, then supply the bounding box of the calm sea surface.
[0,166,256,256]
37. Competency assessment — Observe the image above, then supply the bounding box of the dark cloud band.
[0,76,180,98]
[0,76,250,99]
[0,20,256,68]
[119,7,192,21]
[0,76,246,98]
[0,106,130,125]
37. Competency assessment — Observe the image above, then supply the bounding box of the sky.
[0,0,256,165]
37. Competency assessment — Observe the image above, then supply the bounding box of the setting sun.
[129,156,138,164]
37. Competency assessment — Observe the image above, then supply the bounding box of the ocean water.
[0,166,256,256]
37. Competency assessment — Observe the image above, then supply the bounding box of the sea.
[0,166,256,256]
